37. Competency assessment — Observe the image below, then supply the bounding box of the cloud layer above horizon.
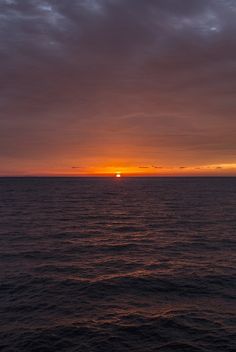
[0,0,236,174]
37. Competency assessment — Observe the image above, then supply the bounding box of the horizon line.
[0,175,236,178]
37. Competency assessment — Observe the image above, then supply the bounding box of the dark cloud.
[0,0,236,173]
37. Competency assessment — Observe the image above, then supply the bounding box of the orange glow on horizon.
[2,161,236,177]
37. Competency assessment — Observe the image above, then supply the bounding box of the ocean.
[0,177,235,351]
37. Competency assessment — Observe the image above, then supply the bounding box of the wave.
[1,309,235,352]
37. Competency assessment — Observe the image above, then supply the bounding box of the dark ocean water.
[0,177,235,352]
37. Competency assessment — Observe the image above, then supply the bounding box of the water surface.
[0,177,235,351]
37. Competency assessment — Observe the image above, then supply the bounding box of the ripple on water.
[0,177,236,351]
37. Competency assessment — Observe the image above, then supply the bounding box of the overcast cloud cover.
[0,0,236,174]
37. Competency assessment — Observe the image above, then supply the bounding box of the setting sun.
[116,173,121,178]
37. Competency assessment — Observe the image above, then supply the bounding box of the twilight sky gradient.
[0,0,236,176]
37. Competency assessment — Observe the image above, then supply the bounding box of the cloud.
[0,0,235,172]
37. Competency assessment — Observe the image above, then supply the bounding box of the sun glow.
[116,172,121,178]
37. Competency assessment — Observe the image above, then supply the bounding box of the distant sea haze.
[0,177,236,352]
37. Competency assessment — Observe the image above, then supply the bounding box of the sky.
[0,0,236,176]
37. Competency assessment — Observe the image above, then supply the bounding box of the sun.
[115,172,121,178]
